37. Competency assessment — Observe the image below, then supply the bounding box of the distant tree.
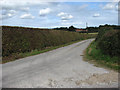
[53,27,68,31]
[68,25,76,32]
[86,27,99,33]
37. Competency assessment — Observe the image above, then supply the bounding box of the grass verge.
[87,32,98,34]
[84,41,119,71]
[2,39,89,64]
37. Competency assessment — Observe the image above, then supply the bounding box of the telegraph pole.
[86,22,88,28]
[86,22,88,34]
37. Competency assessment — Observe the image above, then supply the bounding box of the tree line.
[53,24,120,33]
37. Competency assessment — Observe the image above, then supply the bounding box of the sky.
[0,0,120,28]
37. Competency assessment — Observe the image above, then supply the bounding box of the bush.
[97,30,120,57]
[95,26,113,41]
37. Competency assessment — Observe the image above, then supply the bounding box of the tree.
[68,25,76,32]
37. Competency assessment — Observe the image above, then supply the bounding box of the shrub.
[95,26,113,41]
[97,30,120,57]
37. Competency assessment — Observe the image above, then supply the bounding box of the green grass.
[84,41,119,71]
[2,39,87,64]
[82,33,98,35]
[88,32,98,34]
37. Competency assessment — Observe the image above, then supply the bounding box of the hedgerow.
[95,25,120,57]
[2,26,96,58]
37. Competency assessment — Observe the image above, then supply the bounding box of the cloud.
[0,0,51,20]
[39,8,52,16]
[1,1,118,28]
[19,7,30,12]
[57,12,73,21]
[116,4,120,11]
[93,13,100,17]
[3,10,16,15]
[61,15,73,20]
[103,3,117,10]
[0,0,50,9]
[57,12,66,17]
[0,10,16,20]
[113,0,120,2]
[20,13,35,19]
[1,7,30,20]
[102,2,120,12]
[0,14,12,20]
[0,0,32,20]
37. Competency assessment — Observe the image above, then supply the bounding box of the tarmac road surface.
[2,39,118,88]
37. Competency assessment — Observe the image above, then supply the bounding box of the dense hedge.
[95,26,113,41]
[2,26,96,57]
[97,30,120,57]
[95,26,120,57]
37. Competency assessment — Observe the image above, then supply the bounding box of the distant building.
[76,29,88,33]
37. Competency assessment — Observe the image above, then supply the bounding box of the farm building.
[76,29,88,33]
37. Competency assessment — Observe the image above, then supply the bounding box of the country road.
[2,39,118,88]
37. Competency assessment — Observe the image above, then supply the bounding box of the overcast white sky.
[0,0,120,28]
